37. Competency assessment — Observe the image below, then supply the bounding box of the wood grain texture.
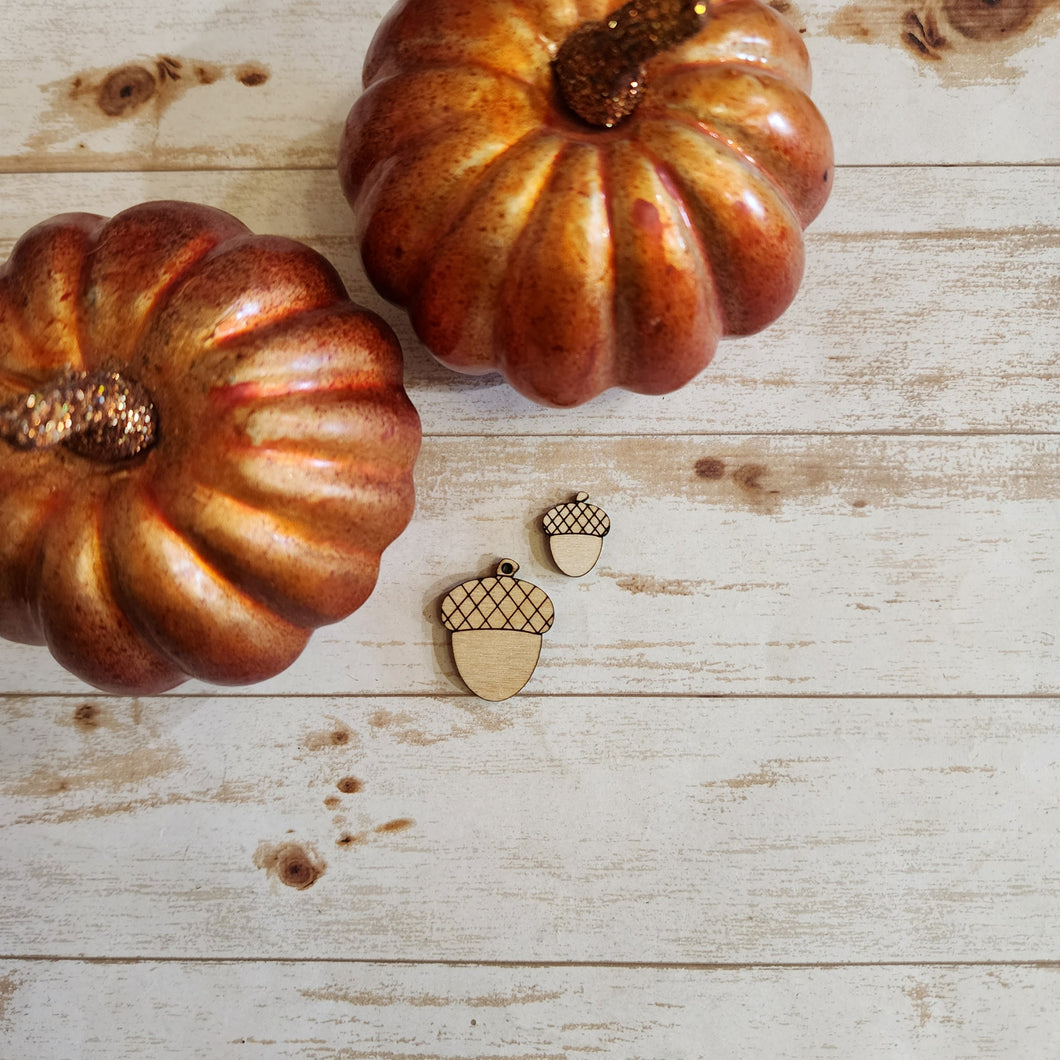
[0,0,1057,170]
[1,433,1057,697]
[0,166,1055,436]
[1,694,1059,963]
[2,959,1059,1058]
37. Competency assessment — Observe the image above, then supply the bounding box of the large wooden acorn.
[440,559,554,700]
[340,0,833,407]
[0,201,421,694]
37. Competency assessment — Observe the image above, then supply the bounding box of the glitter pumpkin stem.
[552,0,709,128]
[0,369,157,462]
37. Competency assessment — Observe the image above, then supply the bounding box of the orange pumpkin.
[340,0,833,407]
[0,201,421,693]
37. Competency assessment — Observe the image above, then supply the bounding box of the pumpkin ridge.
[210,376,409,418]
[228,439,421,488]
[343,68,541,199]
[496,140,618,405]
[0,290,40,392]
[409,130,565,367]
[356,116,542,304]
[642,61,831,224]
[648,52,784,81]
[208,366,420,466]
[70,221,100,376]
[404,124,562,308]
[153,234,348,351]
[157,483,384,627]
[598,142,623,389]
[202,444,417,540]
[364,0,550,85]
[40,491,184,693]
[198,304,410,399]
[641,120,803,335]
[662,0,812,88]
[374,55,546,95]
[0,365,44,399]
[625,137,726,343]
[82,203,250,369]
[0,486,59,645]
[635,109,801,230]
[105,481,311,684]
[182,482,387,560]
[5,214,100,376]
[492,138,575,390]
[639,102,800,225]
[504,0,560,46]
[605,138,723,393]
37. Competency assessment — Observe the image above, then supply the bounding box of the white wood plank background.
[0,166,1055,436]
[1,0,1058,1055]
[2,432,1058,697]
[3,694,1060,963]
[3,961,1060,1058]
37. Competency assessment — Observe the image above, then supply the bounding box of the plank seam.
[1,956,1059,969]
[2,692,1060,703]
[0,162,1057,178]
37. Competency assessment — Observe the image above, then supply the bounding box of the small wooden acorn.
[440,559,554,701]
[543,492,610,576]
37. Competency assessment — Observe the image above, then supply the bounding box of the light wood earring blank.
[543,492,611,576]
[440,560,555,701]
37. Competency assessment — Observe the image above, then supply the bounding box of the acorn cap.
[440,560,555,634]
[543,492,610,538]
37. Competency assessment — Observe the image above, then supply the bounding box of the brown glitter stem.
[0,369,157,462]
[552,0,709,128]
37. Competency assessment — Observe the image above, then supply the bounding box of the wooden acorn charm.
[543,492,610,576]
[440,559,554,701]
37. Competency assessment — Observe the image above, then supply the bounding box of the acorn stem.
[0,369,157,462]
[552,0,709,128]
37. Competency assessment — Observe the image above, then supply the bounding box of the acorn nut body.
[440,560,554,701]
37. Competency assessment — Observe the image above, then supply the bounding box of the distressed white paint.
[0,166,1055,437]
[2,960,1059,1058]
[1,695,1059,963]
[0,0,1057,169]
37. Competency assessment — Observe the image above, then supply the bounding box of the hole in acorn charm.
[440,559,554,701]
[543,492,611,577]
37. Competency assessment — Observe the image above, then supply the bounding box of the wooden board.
[2,695,1059,963]
[3,960,1059,1058]
[0,0,1057,169]
[0,166,1054,436]
[1,433,1057,697]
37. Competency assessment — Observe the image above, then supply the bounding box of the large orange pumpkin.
[339,0,833,407]
[0,201,421,693]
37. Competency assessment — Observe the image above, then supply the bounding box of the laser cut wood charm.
[440,559,554,701]
[543,492,611,577]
